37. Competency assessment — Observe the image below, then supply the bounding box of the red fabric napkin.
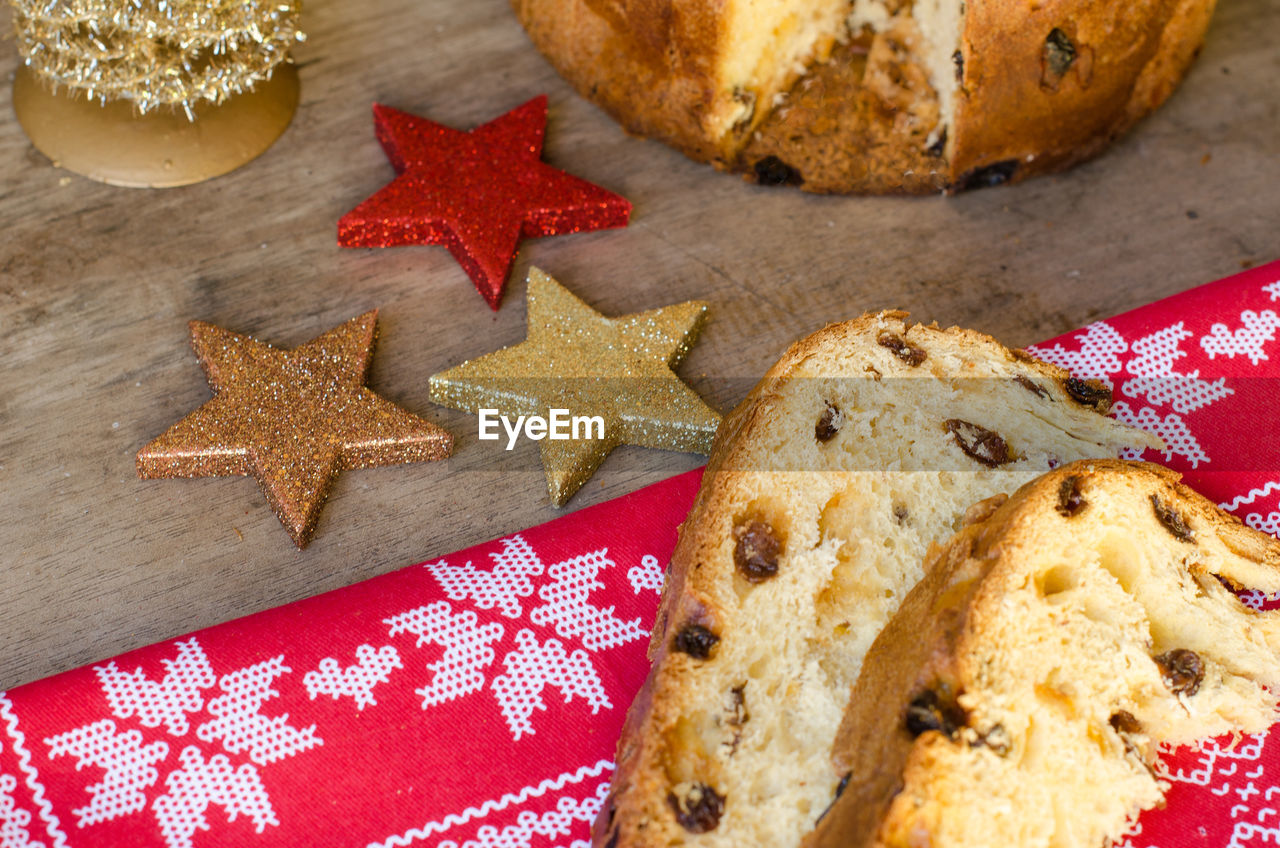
[2,261,1278,848]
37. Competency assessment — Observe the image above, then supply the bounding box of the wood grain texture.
[0,0,1277,690]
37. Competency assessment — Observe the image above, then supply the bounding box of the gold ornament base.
[12,63,300,188]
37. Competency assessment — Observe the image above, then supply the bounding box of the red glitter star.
[338,96,631,309]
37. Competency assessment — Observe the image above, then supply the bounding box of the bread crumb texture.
[596,312,1159,848]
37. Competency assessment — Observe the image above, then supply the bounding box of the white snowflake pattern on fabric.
[627,555,664,595]
[94,639,215,737]
[1235,589,1280,611]
[1115,732,1280,848]
[151,746,277,848]
[1024,321,1128,383]
[1121,323,1233,413]
[44,720,168,827]
[0,772,45,848]
[43,637,320,847]
[427,535,545,619]
[530,548,647,651]
[386,601,505,709]
[1154,735,1276,848]
[491,630,611,741]
[436,781,609,848]
[304,645,403,711]
[388,536,647,739]
[1158,734,1267,787]
[1244,512,1280,537]
[195,657,320,766]
[1111,402,1210,467]
[1200,311,1280,366]
[1264,280,1280,302]
[1227,816,1280,848]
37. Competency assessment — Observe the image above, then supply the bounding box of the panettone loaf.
[512,0,1215,193]
[808,460,1280,848]
[594,313,1160,848]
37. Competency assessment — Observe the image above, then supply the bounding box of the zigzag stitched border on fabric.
[0,691,69,848]
[368,759,614,848]
[1221,480,1280,513]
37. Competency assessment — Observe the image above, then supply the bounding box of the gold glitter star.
[137,311,452,548]
[429,268,720,506]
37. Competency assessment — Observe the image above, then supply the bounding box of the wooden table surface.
[2,0,1277,691]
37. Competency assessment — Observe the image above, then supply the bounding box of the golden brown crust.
[511,0,735,165]
[511,0,1215,193]
[948,0,1214,188]
[1127,0,1217,123]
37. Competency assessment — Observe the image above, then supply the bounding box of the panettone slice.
[594,313,1160,848]
[809,460,1280,848]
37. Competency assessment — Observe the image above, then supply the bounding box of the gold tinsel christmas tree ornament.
[10,0,305,187]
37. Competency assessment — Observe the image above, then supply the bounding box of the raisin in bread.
[512,0,1214,193]
[594,313,1161,848]
[808,460,1280,848]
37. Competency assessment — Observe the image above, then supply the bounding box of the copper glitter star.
[429,268,720,506]
[137,312,452,548]
[337,95,632,309]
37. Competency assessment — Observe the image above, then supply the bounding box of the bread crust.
[592,313,1158,848]
[805,460,1280,848]
[510,0,735,165]
[511,0,1215,193]
[948,0,1214,187]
